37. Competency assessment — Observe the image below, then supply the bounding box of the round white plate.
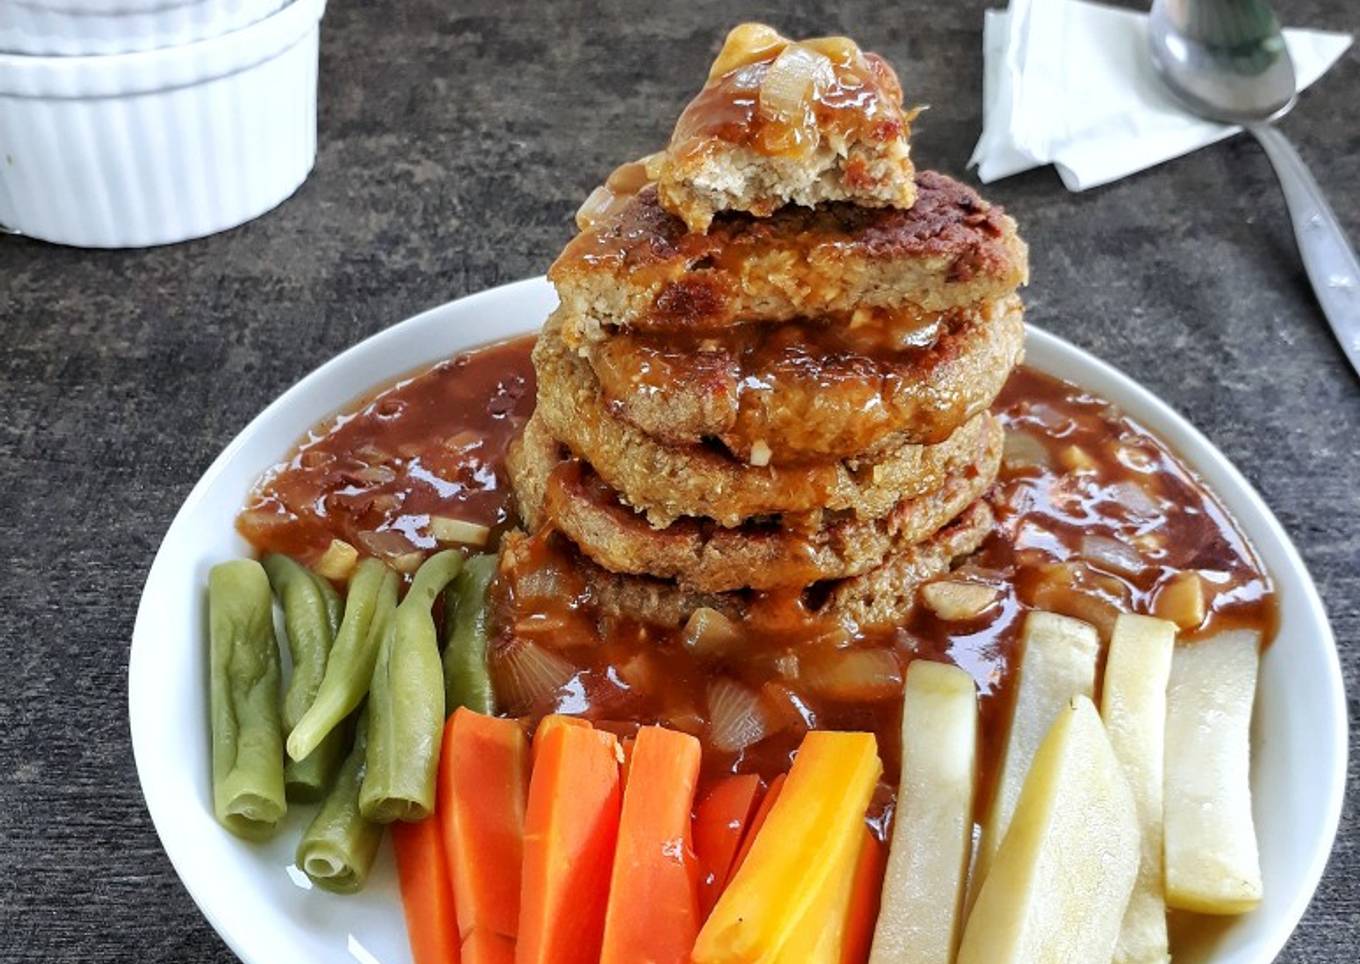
[130,276,1346,964]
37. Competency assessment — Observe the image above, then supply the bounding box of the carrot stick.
[694,774,764,919]
[392,814,461,964]
[440,708,530,953]
[462,930,515,964]
[600,727,703,964]
[518,720,623,964]
[694,733,882,964]
[619,734,636,784]
[530,714,590,768]
[730,773,786,877]
[840,829,885,964]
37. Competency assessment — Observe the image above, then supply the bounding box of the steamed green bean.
[263,553,349,801]
[441,553,498,716]
[208,559,286,840]
[360,550,464,823]
[313,569,344,638]
[295,711,384,894]
[286,558,398,762]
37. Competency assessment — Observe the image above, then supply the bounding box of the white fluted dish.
[0,0,288,56]
[0,0,324,248]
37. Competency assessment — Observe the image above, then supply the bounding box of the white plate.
[130,276,1346,964]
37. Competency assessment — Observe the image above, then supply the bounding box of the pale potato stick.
[869,660,977,964]
[1101,613,1176,964]
[1164,629,1263,915]
[969,610,1098,906]
[956,697,1140,964]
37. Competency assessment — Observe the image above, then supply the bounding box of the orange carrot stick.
[730,773,786,877]
[600,727,703,964]
[393,814,461,964]
[462,930,515,964]
[840,828,886,964]
[619,734,636,784]
[439,708,531,952]
[694,774,764,919]
[518,720,623,964]
[530,714,590,768]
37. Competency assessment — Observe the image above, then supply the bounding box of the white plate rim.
[129,275,1348,964]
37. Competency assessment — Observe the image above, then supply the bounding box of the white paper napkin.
[969,0,1353,190]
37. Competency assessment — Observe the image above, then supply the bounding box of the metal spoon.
[1149,0,1360,377]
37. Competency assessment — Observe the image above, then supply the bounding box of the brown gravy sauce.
[237,333,1276,839]
[588,302,996,460]
[238,336,537,567]
[671,45,905,160]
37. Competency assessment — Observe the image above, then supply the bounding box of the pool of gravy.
[237,334,1276,836]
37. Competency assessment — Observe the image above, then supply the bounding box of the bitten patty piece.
[651,23,918,233]
[584,294,1025,464]
[531,323,998,528]
[499,499,996,632]
[551,171,1028,338]
[508,411,1001,592]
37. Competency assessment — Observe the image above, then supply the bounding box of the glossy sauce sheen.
[237,336,1275,832]
[671,47,904,159]
[594,307,946,402]
[238,337,536,566]
[588,302,1004,460]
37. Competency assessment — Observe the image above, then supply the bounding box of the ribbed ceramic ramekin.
[0,0,288,56]
[0,0,324,248]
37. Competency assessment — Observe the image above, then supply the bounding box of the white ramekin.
[0,0,288,56]
[0,0,324,248]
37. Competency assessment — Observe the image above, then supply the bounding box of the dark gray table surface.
[2,0,1356,960]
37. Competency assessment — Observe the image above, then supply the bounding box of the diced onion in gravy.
[1002,430,1052,471]
[357,529,417,560]
[681,607,744,659]
[708,23,786,81]
[313,538,358,581]
[1108,479,1162,519]
[707,677,775,752]
[429,515,491,547]
[1080,534,1146,577]
[758,44,834,125]
[493,637,575,715]
[921,580,1000,620]
[800,648,903,702]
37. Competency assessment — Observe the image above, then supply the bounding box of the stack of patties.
[509,24,1029,629]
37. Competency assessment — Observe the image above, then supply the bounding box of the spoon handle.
[1248,123,1360,378]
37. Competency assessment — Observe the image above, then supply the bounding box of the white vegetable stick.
[957,696,1140,964]
[969,610,1098,906]
[868,661,977,964]
[1164,629,1263,914]
[1101,613,1176,964]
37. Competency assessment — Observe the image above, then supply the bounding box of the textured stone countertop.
[1,1,1356,960]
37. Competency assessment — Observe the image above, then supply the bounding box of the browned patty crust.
[504,499,995,632]
[550,170,1028,337]
[585,294,1024,464]
[531,323,999,528]
[508,411,1001,592]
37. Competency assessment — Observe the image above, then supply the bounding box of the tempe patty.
[584,294,1024,464]
[532,323,997,527]
[652,25,917,232]
[500,499,995,632]
[550,170,1027,337]
[508,414,1001,592]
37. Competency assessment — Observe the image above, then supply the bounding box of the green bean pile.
[205,549,501,893]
